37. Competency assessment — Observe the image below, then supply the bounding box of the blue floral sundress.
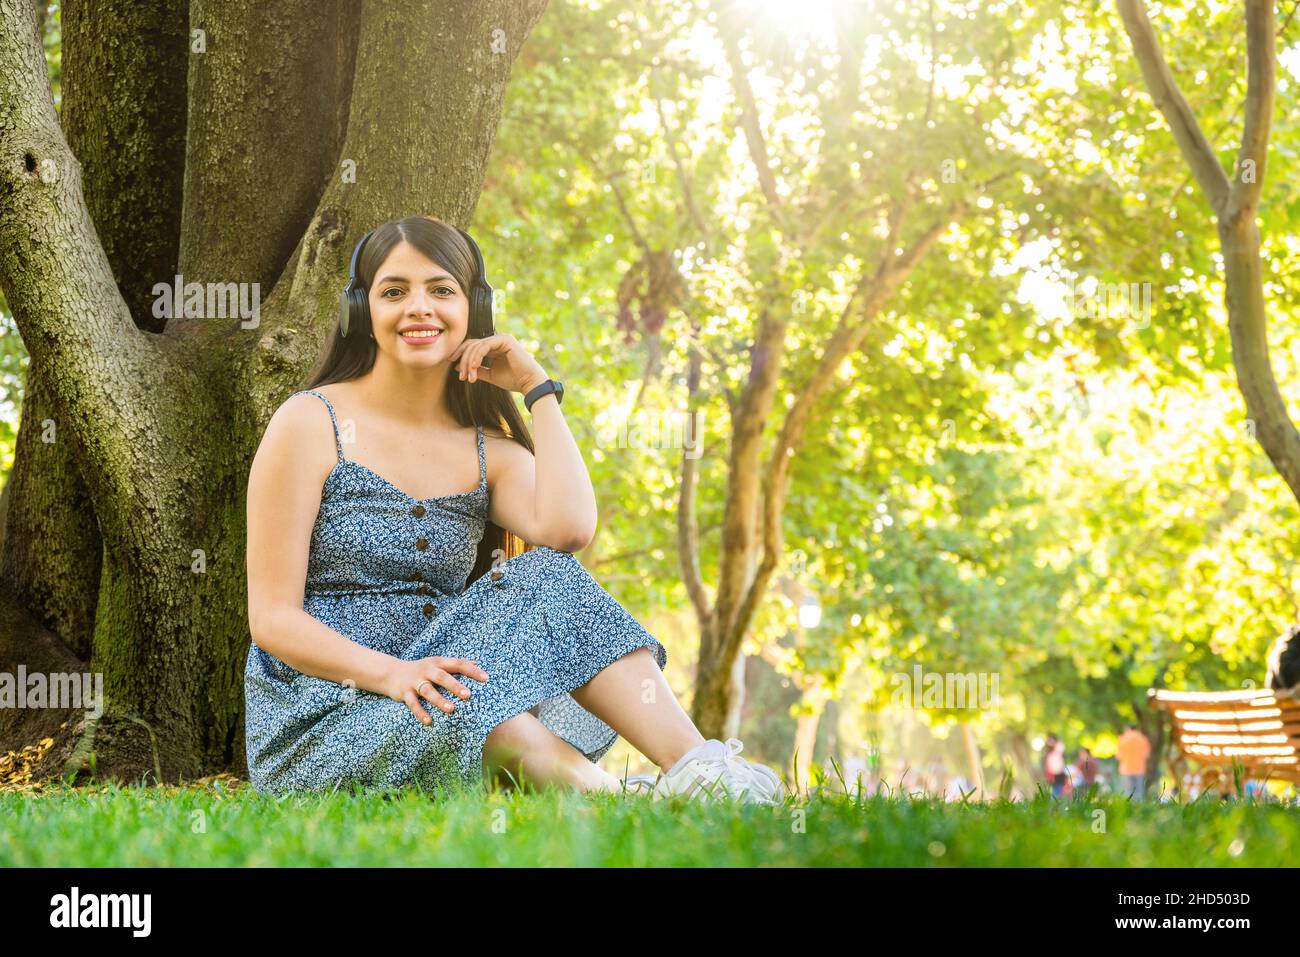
[243,388,669,795]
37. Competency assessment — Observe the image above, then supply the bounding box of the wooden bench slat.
[1183,745,1297,760]
[1149,688,1298,703]
[1181,736,1291,749]
[1176,719,1300,735]
[1156,698,1300,712]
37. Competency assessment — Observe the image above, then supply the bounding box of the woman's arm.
[246,394,400,694]
[486,378,597,552]
[451,332,598,552]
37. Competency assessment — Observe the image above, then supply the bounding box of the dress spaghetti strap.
[293,389,345,463]
[476,426,486,487]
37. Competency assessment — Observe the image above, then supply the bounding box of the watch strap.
[524,379,563,412]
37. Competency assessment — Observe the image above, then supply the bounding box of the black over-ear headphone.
[338,224,495,339]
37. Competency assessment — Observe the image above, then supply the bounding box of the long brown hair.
[304,215,534,584]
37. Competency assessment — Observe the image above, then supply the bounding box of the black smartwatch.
[524,379,564,413]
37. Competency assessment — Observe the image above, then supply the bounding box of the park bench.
[1148,687,1300,783]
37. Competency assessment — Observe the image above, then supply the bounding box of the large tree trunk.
[0,0,549,782]
[792,703,822,797]
[1005,732,1038,797]
[1138,706,1166,796]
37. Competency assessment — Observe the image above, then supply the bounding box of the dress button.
[416,583,429,595]
[415,537,428,551]
[422,602,436,617]
[490,569,505,584]
[412,504,426,518]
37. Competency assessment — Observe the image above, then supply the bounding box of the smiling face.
[367,239,470,366]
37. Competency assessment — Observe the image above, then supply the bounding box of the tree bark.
[0,358,100,659]
[61,0,189,331]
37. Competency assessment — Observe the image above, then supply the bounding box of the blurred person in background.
[1116,724,1151,798]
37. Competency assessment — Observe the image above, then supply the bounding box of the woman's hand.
[382,656,490,725]
[449,333,549,395]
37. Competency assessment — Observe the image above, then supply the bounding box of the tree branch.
[1222,0,1275,227]
[712,0,790,234]
[652,88,716,256]
[727,201,966,655]
[1116,0,1231,213]
[677,320,713,627]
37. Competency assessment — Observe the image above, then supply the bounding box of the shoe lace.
[704,738,755,798]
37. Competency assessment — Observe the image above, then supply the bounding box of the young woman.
[243,215,783,803]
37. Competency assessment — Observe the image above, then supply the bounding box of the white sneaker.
[651,738,775,805]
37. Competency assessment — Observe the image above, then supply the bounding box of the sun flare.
[732,0,850,45]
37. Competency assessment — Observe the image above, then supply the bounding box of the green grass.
[2,778,1297,866]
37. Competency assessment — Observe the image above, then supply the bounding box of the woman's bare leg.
[569,647,706,771]
[483,711,622,794]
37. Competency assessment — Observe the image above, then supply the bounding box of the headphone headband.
[347,227,376,287]
[455,225,491,293]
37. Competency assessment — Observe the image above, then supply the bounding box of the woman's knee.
[483,710,548,760]
[483,711,616,793]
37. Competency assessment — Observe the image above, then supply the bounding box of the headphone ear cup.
[338,289,352,337]
[473,285,494,334]
[339,226,377,339]
[346,287,370,338]
[463,284,494,367]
